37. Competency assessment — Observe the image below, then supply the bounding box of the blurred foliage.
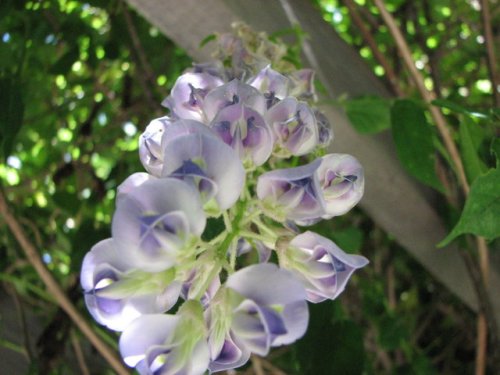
[0,0,498,374]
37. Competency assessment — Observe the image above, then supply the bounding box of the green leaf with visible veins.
[391,99,444,192]
[345,96,391,134]
[439,168,500,246]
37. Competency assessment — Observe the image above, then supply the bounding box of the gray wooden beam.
[125,0,500,330]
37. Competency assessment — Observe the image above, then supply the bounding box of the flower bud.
[281,231,369,302]
[163,72,224,122]
[161,124,245,212]
[256,158,325,222]
[316,154,364,217]
[203,80,266,122]
[138,116,172,176]
[266,97,319,156]
[210,103,273,167]
[247,65,289,108]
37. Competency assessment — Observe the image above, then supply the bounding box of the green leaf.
[345,96,391,134]
[491,137,500,167]
[0,77,25,159]
[459,117,487,183]
[199,33,216,47]
[432,99,488,119]
[391,99,444,192]
[439,168,500,246]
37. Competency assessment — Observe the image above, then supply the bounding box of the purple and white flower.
[161,122,245,211]
[247,65,289,108]
[280,231,369,302]
[256,158,325,222]
[119,301,209,375]
[112,178,206,272]
[266,97,319,156]
[203,80,267,122]
[210,103,273,166]
[206,264,308,372]
[163,72,224,122]
[80,239,181,331]
[316,154,364,218]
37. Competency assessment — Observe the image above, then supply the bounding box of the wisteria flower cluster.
[81,24,368,374]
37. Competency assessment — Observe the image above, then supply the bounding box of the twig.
[121,1,159,108]
[260,357,288,375]
[480,0,500,106]
[341,0,404,96]
[71,330,91,375]
[251,355,265,375]
[372,1,496,372]
[372,0,469,195]
[0,190,129,375]
[476,315,488,375]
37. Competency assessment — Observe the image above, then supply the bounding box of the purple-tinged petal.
[247,65,290,108]
[203,80,267,122]
[181,261,221,307]
[271,300,309,346]
[226,263,307,306]
[188,61,227,81]
[283,231,369,302]
[208,334,250,373]
[266,97,319,156]
[112,178,206,272]
[316,154,365,217]
[116,173,156,203]
[161,119,220,144]
[119,314,180,368]
[120,302,209,375]
[81,239,180,331]
[163,72,224,122]
[161,131,245,211]
[313,109,334,147]
[256,158,325,222]
[232,299,271,356]
[288,69,316,100]
[210,103,273,166]
[138,116,173,176]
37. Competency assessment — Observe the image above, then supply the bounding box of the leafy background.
[0,0,498,374]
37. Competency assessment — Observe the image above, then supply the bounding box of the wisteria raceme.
[80,24,368,375]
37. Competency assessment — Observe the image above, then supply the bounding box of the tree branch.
[372,0,469,195]
[372,1,496,372]
[480,0,500,106]
[341,0,404,97]
[0,190,129,375]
